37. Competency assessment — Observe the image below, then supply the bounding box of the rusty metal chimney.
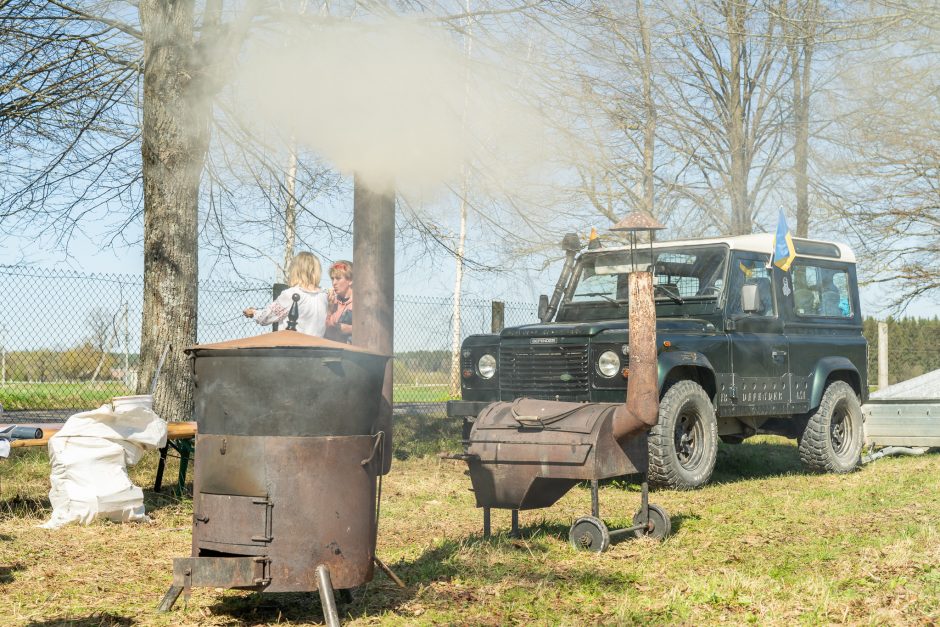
[608,210,665,441]
[353,175,395,474]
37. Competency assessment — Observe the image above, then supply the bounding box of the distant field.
[0,381,132,411]
[393,383,452,403]
[0,381,451,411]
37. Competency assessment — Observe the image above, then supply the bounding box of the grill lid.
[186,330,388,357]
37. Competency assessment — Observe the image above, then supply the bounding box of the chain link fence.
[0,266,537,420]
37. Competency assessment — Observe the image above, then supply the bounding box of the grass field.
[1,382,451,411]
[2,420,939,625]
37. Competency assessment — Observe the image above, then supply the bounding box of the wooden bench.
[8,421,197,495]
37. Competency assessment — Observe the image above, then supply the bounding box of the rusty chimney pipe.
[353,175,395,474]
[608,211,665,442]
[611,270,658,440]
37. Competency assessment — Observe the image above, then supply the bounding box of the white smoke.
[236,17,563,200]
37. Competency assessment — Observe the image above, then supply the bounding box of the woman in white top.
[243,252,328,336]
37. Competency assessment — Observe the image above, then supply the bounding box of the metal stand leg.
[174,439,193,496]
[591,479,600,518]
[483,507,491,538]
[641,478,650,521]
[510,510,519,538]
[154,444,169,492]
[157,585,183,612]
[316,564,341,627]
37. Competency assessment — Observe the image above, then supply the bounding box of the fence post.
[877,321,889,389]
[491,301,504,334]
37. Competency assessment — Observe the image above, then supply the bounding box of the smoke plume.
[237,17,562,200]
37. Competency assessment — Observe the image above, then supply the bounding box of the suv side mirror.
[538,294,549,322]
[741,283,761,313]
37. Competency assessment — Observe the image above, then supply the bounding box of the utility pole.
[1,326,6,386]
[877,321,889,389]
[123,302,130,390]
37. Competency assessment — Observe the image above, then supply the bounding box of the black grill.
[499,344,589,399]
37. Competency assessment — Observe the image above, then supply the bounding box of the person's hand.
[243,307,256,318]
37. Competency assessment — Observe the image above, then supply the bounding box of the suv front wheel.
[648,381,718,490]
[798,380,863,473]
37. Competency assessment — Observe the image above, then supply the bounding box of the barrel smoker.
[458,215,671,552]
[159,330,390,618]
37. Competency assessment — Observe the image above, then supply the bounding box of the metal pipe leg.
[591,479,599,518]
[510,510,519,538]
[157,585,183,612]
[316,564,341,627]
[483,507,491,539]
[641,478,649,519]
[154,444,169,492]
[174,439,193,496]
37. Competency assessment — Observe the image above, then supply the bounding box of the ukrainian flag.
[772,208,796,272]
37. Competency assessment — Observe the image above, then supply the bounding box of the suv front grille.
[499,344,589,399]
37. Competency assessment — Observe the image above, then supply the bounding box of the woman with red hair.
[326,260,353,343]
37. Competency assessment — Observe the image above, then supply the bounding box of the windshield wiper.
[654,284,685,304]
[576,292,621,305]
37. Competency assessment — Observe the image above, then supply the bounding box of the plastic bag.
[40,399,168,529]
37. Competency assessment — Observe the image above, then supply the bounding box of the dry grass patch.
[1,434,939,625]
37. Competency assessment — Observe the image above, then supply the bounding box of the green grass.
[0,381,132,411]
[2,428,940,625]
[1,382,450,411]
[392,384,453,403]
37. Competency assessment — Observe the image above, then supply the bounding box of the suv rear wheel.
[798,380,863,473]
[648,381,718,490]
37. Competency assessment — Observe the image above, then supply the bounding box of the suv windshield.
[567,245,729,305]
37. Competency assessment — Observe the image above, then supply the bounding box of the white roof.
[598,232,856,263]
[870,369,940,400]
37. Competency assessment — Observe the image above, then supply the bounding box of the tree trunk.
[790,0,817,238]
[137,0,213,422]
[638,0,656,217]
[726,3,750,235]
[282,142,299,282]
[449,181,468,397]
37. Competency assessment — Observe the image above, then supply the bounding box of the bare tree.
[0,1,257,421]
[660,0,792,235]
[781,0,820,237]
[826,0,940,308]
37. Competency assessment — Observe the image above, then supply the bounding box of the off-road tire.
[798,381,863,473]
[648,381,718,490]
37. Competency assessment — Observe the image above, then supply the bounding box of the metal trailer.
[862,397,940,463]
[861,368,940,463]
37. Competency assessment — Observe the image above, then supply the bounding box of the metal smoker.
[457,213,671,551]
[159,328,390,621]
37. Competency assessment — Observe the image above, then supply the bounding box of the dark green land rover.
[447,233,868,490]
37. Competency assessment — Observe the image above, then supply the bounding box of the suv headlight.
[596,350,621,378]
[477,353,497,379]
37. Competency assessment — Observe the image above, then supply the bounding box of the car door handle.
[772,350,787,359]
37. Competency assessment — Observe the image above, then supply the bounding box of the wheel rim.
[569,517,609,552]
[674,403,705,470]
[632,504,671,541]
[830,399,854,457]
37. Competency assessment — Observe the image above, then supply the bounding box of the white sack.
[40,402,168,529]
[0,438,9,459]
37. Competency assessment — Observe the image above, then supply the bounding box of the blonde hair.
[288,252,322,289]
[329,260,353,281]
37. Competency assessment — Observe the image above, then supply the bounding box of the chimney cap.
[610,211,665,232]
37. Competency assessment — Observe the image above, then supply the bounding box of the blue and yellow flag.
[772,208,796,272]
